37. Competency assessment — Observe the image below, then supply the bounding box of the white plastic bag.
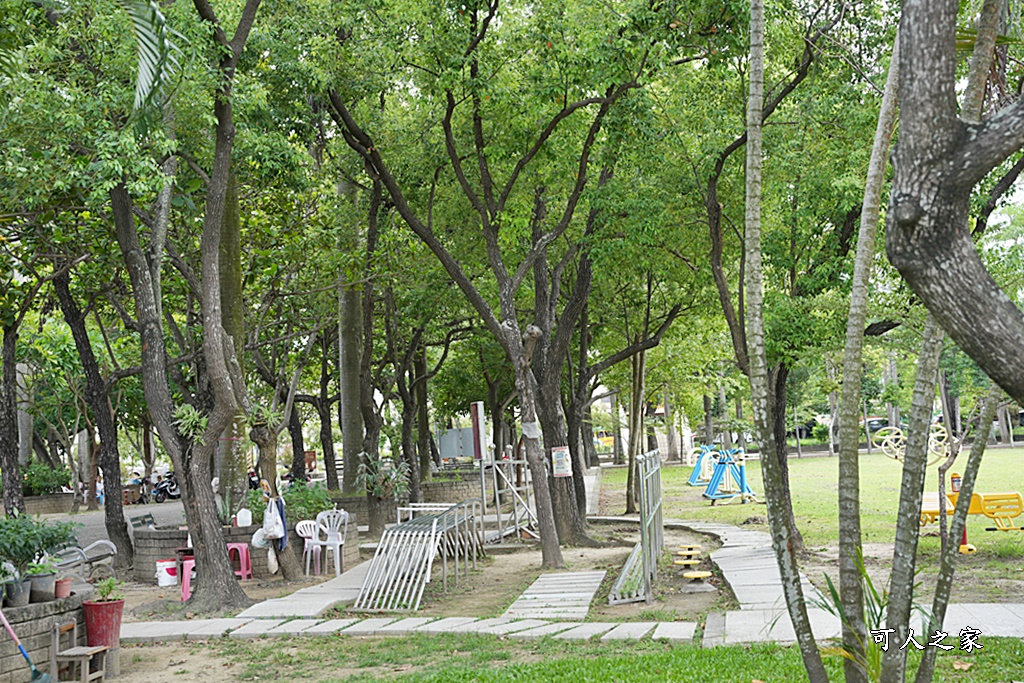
[267,547,279,574]
[251,527,270,549]
[262,498,284,540]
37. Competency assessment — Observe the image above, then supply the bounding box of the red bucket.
[83,599,125,649]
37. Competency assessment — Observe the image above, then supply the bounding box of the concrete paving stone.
[959,604,1024,637]
[701,612,726,648]
[554,623,617,640]
[601,622,657,640]
[338,618,398,635]
[183,619,253,640]
[652,622,696,643]
[301,618,360,635]
[1001,603,1024,621]
[414,617,479,633]
[508,623,578,639]
[448,617,516,633]
[376,618,436,634]
[229,619,287,639]
[237,597,338,618]
[121,621,194,644]
[266,619,324,636]
[504,610,588,621]
[476,619,549,635]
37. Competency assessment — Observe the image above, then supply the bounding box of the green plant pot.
[29,572,56,602]
[4,578,32,607]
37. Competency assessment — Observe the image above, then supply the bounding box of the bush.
[0,513,77,576]
[246,482,334,525]
[22,460,72,496]
[812,424,831,444]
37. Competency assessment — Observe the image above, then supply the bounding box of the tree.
[886,0,1024,407]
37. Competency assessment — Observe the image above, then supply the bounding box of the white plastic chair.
[311,509,349,577]
[295,520,321,576]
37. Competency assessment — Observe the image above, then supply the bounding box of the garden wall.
[133,524,360,584]
[0,592,88,683]
[22,493,74,516]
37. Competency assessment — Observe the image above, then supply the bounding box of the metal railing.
[609,449,663,604]
[355,498,484,612]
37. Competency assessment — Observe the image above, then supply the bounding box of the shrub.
[22,460,72,496]
[812,424,831,444]
[246,482,334,525]
[0,513,77,576]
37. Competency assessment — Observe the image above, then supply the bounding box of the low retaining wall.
[420,479,481,505]
[327,494,402,527]
[0,592,88,683]
[22,493,74,516]
[133,524,360,583]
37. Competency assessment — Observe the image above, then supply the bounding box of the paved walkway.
[119,466,1024,649]
[502,571,606,621]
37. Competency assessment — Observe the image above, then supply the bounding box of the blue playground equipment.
[687,445,717,486]
[702,449,757,504]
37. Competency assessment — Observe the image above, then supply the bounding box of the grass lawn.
[600,447,1024,602]
[198,632,1024,682]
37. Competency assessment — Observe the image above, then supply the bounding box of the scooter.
[152,472,181,503]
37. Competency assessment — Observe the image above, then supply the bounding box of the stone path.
[235,561,369,618]
[119,467,1024,651]
[501,571,606,621]
[120,615,697,644]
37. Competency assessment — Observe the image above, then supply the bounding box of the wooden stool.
[679,544,702,551]
[676,549,702,557]
[51,622,107,683]
[673,559,700,567]
[683,570,713,582]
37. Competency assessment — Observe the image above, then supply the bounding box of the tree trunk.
[837,34,899,683]
[703,393,714,446]
[1,325,25,516]
[582,402,600,467]
[511,326,563,569]
[112,181,250,610]
[218,175,248,520]
[880,318,944,683]
[625,346,646,514]
[339,281,363,494]
[54,271,134,569]
[915,387,1000,683]
[612,392,624,465]
[415,346,432,480]
[769,365,802,550]
[249,423,303,581]
[287,405,306,484]
[744,4,827,679]
[665,391,679,461]
[319,332,340,490]
[537,372,592,545]
[886,0,1024,408]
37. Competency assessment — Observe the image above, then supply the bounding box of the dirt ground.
[113,524,728,682]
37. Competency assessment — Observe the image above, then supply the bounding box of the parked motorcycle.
[152,472,181,503]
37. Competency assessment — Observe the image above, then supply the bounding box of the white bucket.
[156,559,178,586]
[236,508,252,527]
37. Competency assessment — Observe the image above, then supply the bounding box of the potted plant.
[83,577,125,649]
[54,574,72,599]
[0,513,74,607]
[26,558,57,602]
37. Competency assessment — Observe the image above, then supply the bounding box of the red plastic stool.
[180,558,195,601]
[226,542,253,580]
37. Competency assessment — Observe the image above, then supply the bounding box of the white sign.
[552,446,572,477]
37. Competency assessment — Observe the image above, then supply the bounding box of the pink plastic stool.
[180,558,195,601]
[226,542,253,580]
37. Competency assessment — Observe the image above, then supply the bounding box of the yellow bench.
[919,491,1023,530]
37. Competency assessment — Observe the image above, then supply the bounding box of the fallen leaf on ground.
[952,660,973,671]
